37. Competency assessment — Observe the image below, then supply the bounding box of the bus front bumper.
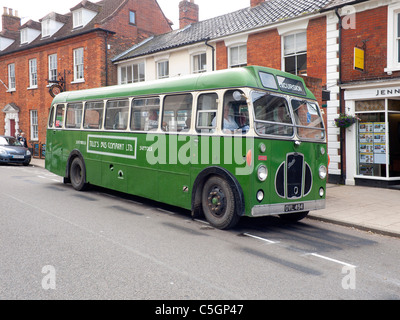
[251,199,326,217]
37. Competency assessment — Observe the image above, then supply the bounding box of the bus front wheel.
[202,176,240,230]
[70,157,87,191]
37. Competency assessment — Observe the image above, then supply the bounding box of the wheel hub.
[207,187,226,216]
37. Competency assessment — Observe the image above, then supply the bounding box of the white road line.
[243,233,279,244]
[308,253,357,268]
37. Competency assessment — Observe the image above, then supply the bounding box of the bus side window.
[55,104,65,128]
[162,94,193,132]
[66,102,83,129]
[196,93,218,133]
[131,97,160,131]
[105,99,129,130]
[48,106,55,128]
[84,101,104,129]
[222,90,249,134]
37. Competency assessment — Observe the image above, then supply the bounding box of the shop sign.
[354,47,365,71]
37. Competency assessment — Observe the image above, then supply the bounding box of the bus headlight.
[257,165,268,181]
[256,190,264,202]
[319,165,327,179]
[319,187,325,197]
[259,143,266,153]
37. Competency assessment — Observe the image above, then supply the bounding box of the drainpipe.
[335,8,345,185]
[205,38,215,71]
[104,32,110,86]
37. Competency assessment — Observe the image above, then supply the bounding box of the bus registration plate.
[284,203,304,212]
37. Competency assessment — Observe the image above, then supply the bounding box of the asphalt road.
[1,164,399,300]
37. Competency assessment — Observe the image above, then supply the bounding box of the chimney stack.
[2,7,21,32]
[250,0,265,8]
[179,0,199,29]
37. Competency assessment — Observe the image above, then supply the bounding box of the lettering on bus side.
[87,135,137,159]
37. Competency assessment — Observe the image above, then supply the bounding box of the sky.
[0,0,250,29]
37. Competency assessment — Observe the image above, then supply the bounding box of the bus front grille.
[275,153,312,199]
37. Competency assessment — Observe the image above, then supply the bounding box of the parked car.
[0,135,31,166]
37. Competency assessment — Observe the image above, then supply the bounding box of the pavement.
[30,157,400,238]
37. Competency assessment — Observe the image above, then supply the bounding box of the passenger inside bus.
[147,110,159,130]
[212,101,249,133]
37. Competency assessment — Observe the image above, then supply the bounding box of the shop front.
[343,81,400,187]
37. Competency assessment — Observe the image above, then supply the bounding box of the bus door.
[157,94,193,208]
[47,104,66,176]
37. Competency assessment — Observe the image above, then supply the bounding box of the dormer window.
[71,7,97,29]
[0,36,14,51]
[20,22,41,45]
[21,29,28,44]
[42,19,51,37]
[40,13,66,38]
[73,9,83,28]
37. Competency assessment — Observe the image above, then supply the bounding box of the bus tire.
[70,157,87,191]
[279,211,309,222]
[202,176,240,230]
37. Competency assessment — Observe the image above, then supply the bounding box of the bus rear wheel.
[202,176,240,230]
[70,157,87,191]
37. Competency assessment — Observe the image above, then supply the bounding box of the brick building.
[326,0,400,186]
[113,0,330,107]
[0,0,172,147]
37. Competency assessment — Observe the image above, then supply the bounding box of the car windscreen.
[0,137,21,146]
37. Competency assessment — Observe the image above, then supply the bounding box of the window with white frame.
[157,60,169,79]
[29,59,38,88]
[229,44,247,68]
[30,110,39,141]
[48,54,58,82]
[21,29,28,44]
[386,3,400,73]
[120,62,145,84]
[192,53,207,73]
[73,48,84,82]
[283,32,307,75]
[129,11,136,25]
[397,13,400,64]
[42,19,51,37]
[73,9,83,28]
[8,63,15,91]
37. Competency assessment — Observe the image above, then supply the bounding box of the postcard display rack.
[358,122,386,176]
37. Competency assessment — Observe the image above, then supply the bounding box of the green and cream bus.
[45,66,328,229]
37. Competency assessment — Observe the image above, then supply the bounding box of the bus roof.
[51,66,316,104]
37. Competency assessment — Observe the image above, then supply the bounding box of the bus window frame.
[104,98,130,131]
[83,100,105,130]
[54,104,66,129]
[195,91,219,134]
[130,96,161,132]
[48,105,55,128]
[161,93,193,133]
[252,90,295,139]
[290,98,326,142]
[65,102,84,129]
